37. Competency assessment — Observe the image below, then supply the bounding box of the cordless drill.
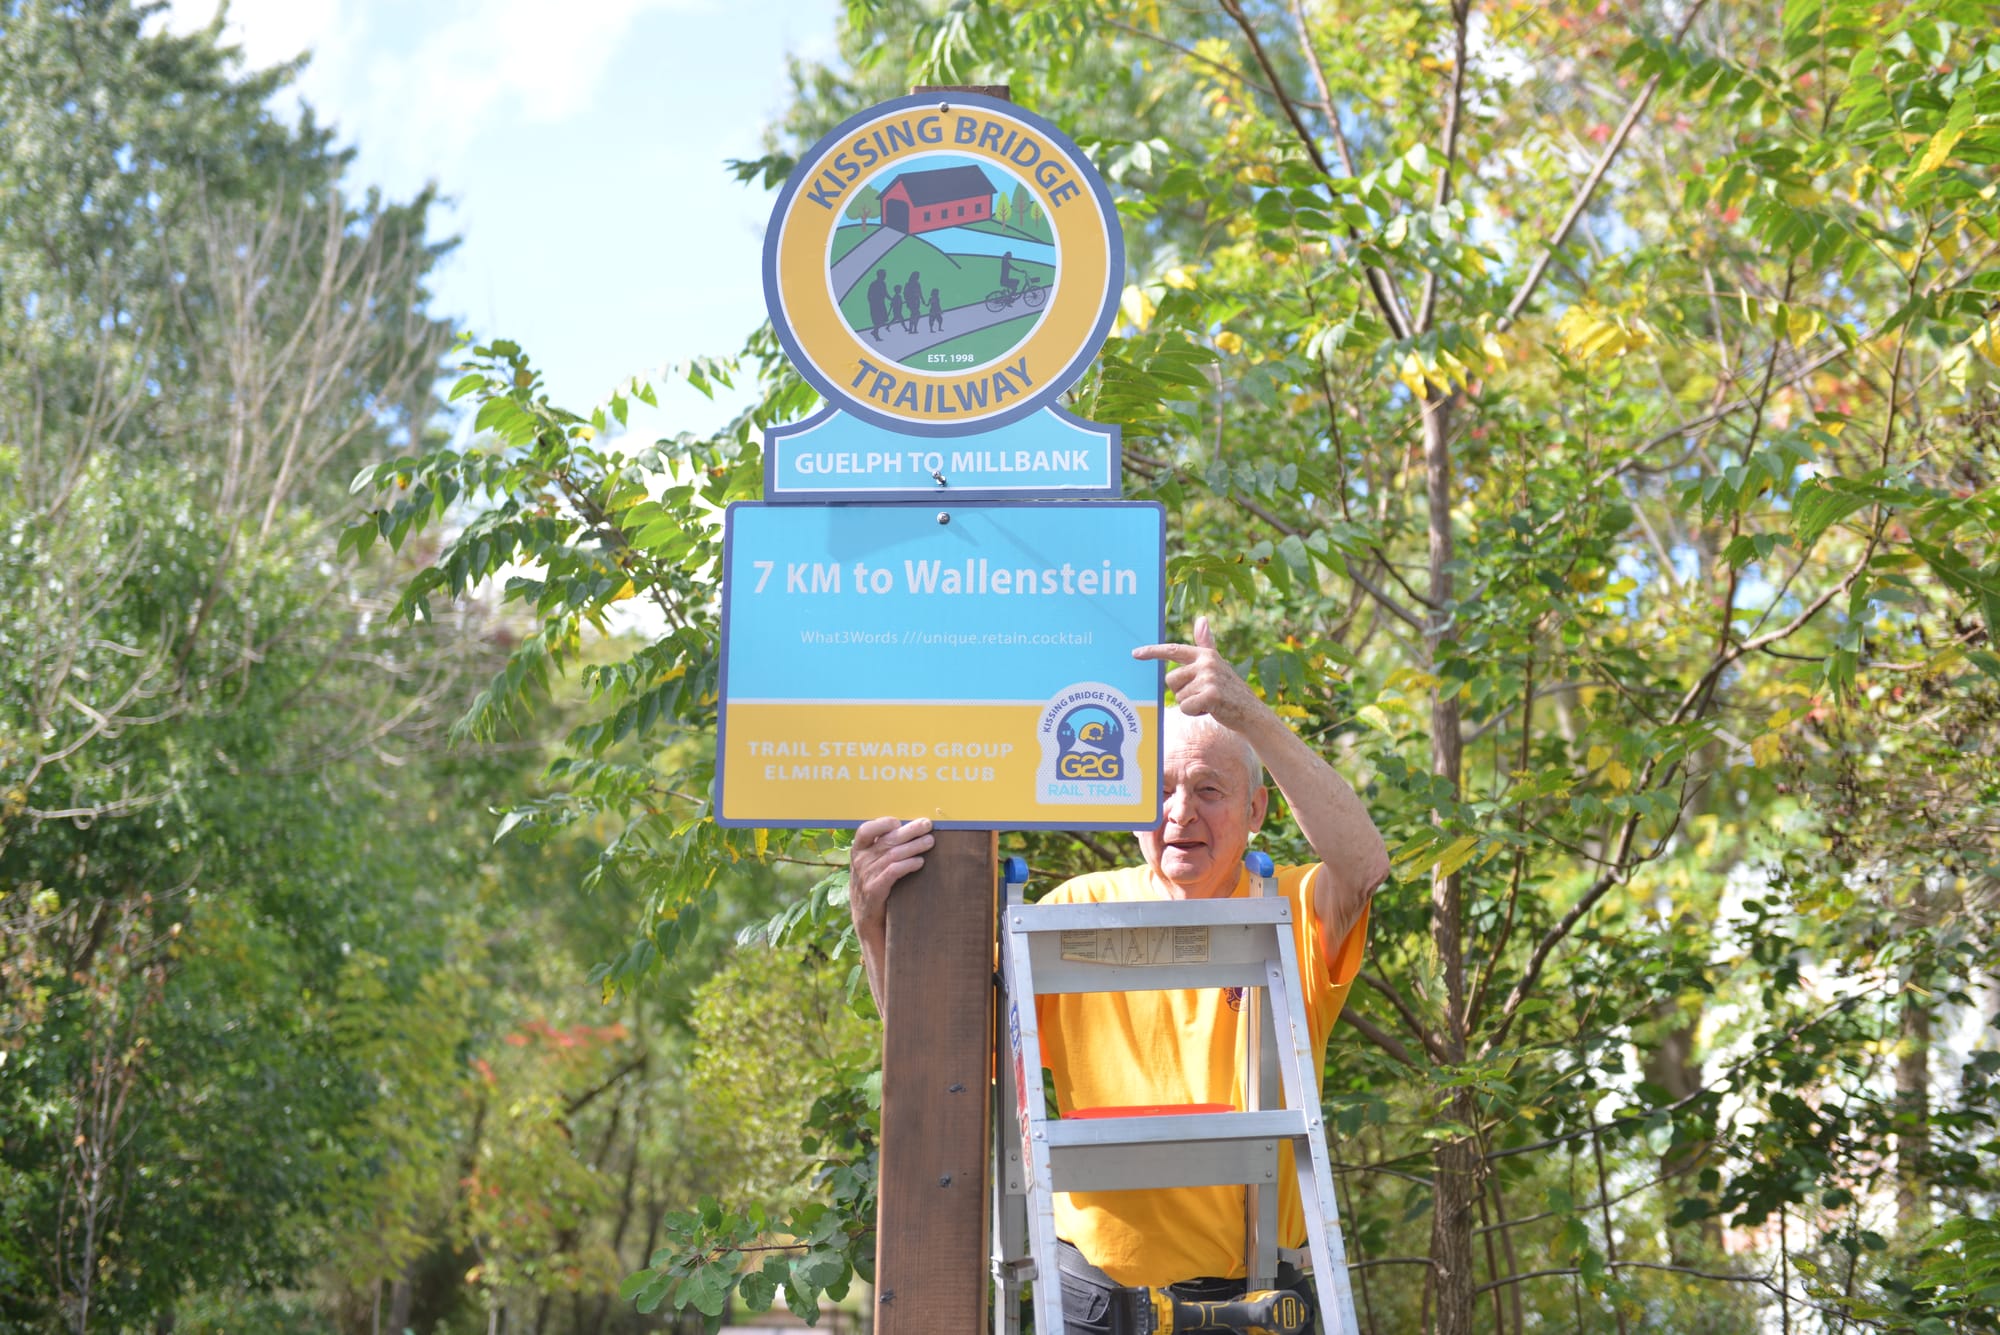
[1111,1284,1313,1334]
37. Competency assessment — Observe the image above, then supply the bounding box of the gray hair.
[1164,709,1265,794]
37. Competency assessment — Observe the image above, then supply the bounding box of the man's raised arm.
[846,815,935,1015]
[1133,617,1390,951]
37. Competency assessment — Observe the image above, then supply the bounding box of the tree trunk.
[1422,391,1476,1334]
[1429,1093,1482,1335]
[1896,995,1931,1231]
[1644,1010,1720,1262]
[387,1269,414,1335]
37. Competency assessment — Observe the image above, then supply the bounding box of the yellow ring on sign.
[766,96,1120,437]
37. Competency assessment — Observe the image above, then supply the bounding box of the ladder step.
[1008,898,1293,932]
[1045,1108,1306,1148]
[1046,1111,1302,1192]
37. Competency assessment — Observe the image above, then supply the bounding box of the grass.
[897,313,1043,369]
[965,215,1054,244]
[829,223,881,263]
[839,235,1056,331]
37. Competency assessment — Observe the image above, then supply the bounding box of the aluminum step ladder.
[990,852,1361,1335]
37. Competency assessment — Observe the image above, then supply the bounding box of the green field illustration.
[826,157,1059,371]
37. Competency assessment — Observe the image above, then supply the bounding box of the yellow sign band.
[723,700,1160,825]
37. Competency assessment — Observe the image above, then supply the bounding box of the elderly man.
[848,617,1389,1329]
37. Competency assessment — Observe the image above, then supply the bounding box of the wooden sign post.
[875,825,997,1331]
[727,83,1143,1334]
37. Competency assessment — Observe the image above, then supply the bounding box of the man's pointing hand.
[1132,616,1262,732]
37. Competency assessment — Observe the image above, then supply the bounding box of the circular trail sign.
[763,92,1124,438]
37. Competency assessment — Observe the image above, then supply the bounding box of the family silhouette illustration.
[867,267,936,339]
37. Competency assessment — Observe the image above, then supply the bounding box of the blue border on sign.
[760,91,1126,438]
[761,404,1123,503]
[714,499,1166,831]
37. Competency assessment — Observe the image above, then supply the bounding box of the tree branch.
[1362,971,1449,1061]
[564,1053,647,1118]
[1222,0,1415,341]
[1498,0,1712,330]
[1418,0,1472,335]
[1340,1007,1422,1069]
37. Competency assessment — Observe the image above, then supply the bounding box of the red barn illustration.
[878,165,994,234]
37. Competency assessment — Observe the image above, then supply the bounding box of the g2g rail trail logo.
[1036,683,1142,806]
[763,92,1124,437]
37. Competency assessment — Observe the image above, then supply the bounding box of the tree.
[0,2,472,1328]
[846,181,882,226]
[359,0,2000,1329]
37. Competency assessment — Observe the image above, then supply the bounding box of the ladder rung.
[1044,1108,1305,1148]
[1006,898,1293,933]
[1045,1110,1300,1193]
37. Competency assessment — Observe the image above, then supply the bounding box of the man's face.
[1138,722,1268,899]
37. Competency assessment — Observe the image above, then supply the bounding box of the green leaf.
[679,1263,731,1318]
[630,1271,675,1314]
[1791,478,1875,546]
[794,1247,846,1290]
[785,1265,822,1323]
[738,1259,784,1312]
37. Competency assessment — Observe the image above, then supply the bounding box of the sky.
[165,0,845,438]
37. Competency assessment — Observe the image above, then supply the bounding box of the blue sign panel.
[717,501,1164,830]
[765,405,1120,502]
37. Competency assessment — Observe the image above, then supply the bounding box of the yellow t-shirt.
[1034,862,1367,1286]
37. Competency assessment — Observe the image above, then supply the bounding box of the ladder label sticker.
[1058,926,1210,965]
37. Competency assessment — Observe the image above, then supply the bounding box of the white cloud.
[164,0,715,191]
[163,0,353,112]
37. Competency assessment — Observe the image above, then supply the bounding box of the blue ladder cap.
[1244,850,1275,878]
[1003,855,1030,885]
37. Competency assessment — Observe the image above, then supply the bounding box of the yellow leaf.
[1120,284,1157,331]
[1914,125,1964,176]
[1556,305,1653,363]
[1751,733,1783,767]
[1604,759,1633,791]
[1272,703,1311,720]
[1587,744,1612,770]
[1395,351,1429,398]
[1163,265,1197,290]
[1215,330,1244,355]
[1970,317,2000,367]
[611,580,636,602]
[1434,834,1481,878]
[754,827,769,860]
